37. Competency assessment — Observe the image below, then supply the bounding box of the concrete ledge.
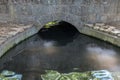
[0,24,39,57]
[78,26,120,47]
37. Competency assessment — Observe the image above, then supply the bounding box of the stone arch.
[35,12,82,32]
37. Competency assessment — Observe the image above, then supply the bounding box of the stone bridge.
[0,0,120,28]
[0,0,120,57]
[0,1,120,79]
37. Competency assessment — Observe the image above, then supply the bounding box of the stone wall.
[0,0,120,26]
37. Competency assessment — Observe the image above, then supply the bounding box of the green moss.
[0,70,22,80]
[41,70,92,80]
[1,70,15,76]
[44,21,59,28]
[41,70,113,80]
[41,70,61,80]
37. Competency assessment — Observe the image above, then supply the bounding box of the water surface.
[0,32,120,80]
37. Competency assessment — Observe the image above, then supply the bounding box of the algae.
[41,70,114,80]
[0,70,22,80]
[41,70,61,80]
[44,21,59,28]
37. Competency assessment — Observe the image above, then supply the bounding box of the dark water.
[0,32,120,80]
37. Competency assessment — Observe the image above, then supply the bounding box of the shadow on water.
[0,21,120,80]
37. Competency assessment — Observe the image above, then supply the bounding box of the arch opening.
[38,20,79,41]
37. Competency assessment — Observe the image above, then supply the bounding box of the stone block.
[68,5,81,16]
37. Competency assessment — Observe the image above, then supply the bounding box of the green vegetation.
[0,70,22,80]
[44,21,59,28]
[41,70,114,80]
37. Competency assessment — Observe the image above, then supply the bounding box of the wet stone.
[41,70,114,80]
[0,70,22,80]
[91,70,114,80]
[1,70,15,76]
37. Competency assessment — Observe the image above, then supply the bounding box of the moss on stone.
[41,70,92,80]
[44,21,59,28]
[0,70,22,80]
[41,70,113,80]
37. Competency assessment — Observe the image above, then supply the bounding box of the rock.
[41,70,61,80]
[93,26,100,30]
[11,28,24,33]
[0,70,22,80]
[117,33,120,37]
[1,70,15,76]
[102,25,109,29]
[85,24,94,28]
[8,31,18,36]
[112,29,120,34]
[41,70,114,80]
[108,26,116,30]
[99,27,105,31]
[105,27,115,33]
[23,25,32,29]
[91,70,114,80]
[95,23,105,26]
[7,74,22,80]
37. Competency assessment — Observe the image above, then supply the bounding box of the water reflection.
[86,44,120,71]
[0,33,120,80]
[43,41,59,54]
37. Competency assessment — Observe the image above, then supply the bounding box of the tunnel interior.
[38,20,79,40]
[38,20,80,46]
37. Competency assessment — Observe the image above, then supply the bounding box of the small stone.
[93,26,100,30]
[117,33,120,37]
[23,25,32,29]
[104,29,109,32]
[95,23,105,26]
[110,31,116,35]
[108,26,116,30]
[0,70,22,80]
[105,28,114,33]
[92,70,114,80]
[99,27,105,31]
[111,29,120,34]
[18,28,24,32]
[103,25,109,29]
[85,24,94,28]
[1,70,15,76]
[8,31,18,36]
